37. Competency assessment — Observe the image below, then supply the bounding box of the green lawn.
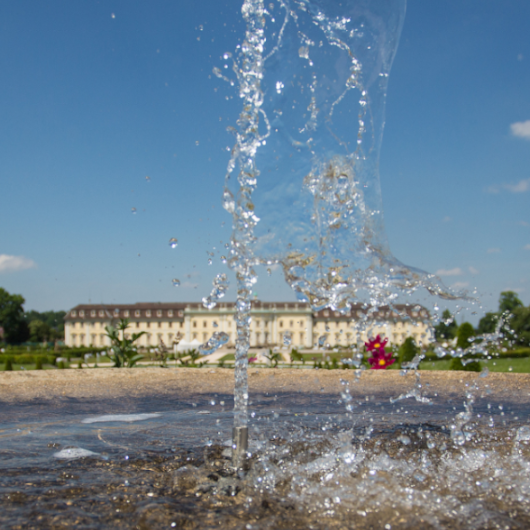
[419,357,530,373]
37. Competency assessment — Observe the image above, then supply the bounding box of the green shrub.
[398,338,418,366]
[57,361,66,369]
[4,358,13,371]
[35,357,43,370]
[450,358,481,372]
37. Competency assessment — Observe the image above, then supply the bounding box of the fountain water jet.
[219,0,468,464]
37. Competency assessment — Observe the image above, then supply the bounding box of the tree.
[434,309,458,341]
[28,319,52,343]
[398,337,418,366]
[477,312,498,334]
[456,322,475,350]
[511,306,530,347]
[499,291,523,314]
[0,288,29,344]
[25,310,66,340]
[451,322,481,371]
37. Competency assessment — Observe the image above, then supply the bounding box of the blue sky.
[0,0,529,323]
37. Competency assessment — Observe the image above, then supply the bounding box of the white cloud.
[524,244,530,250]
[504,178,530,193]
[487,248,501,254]
[0,254,36,273]
[451,282,469,290]
[436,267,463,276]
[511,120,530,140]
[468,266,479,275]
[486,178,530,194]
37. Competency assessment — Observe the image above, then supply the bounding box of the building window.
[178,310,183,317]
[99,310,105,317]
[279,321,284,328]
[157,310,162,317]
[168,310,173,317]
[193,321,197,328]
[168,322,173,328]
[147,322,151,328]
[135,310,140,317]
[79,310,84,317]
[192,332,197,339]
[136,322,140,328]
[71,310,77,317]
[146,310,151,317]
[158,322,162,328]
[124,310,129,317]
[114,309,119,316]
[289,320,293,328]
[213,321,217,328]
[203,321,207,328]
[91,310,96,317]
[180,322,184,328]
[203,332,207,340]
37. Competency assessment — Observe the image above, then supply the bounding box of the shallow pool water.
[1,382,530,529]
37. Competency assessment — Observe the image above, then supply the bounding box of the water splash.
[202,273,230,309]
[199,331,230,355]
[219,0,465,315]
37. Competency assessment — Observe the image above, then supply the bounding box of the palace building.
[64,301,432,349]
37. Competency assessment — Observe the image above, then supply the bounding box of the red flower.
[367,348,395,370]
[249,356,258,363]
[365,335,394,370]
[365,335,388,353]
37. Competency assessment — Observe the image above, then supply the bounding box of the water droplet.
[172,279,180,287]
[398,434,411,445]
[283,331,292,346]
[145,175,150,182]
[221,255,227,264]
[168,238,178,249]
[131,207,137,214]
[275,81,284,94]
[208,258,213,265]
[199,332,230,355]
[195,140,200,146]
[198,25,203,31]
[516,426,530,441]
[111,13,115,19]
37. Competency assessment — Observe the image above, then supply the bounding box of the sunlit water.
[2,380,530,529]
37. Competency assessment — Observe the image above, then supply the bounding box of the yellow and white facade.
[64,301,432,349]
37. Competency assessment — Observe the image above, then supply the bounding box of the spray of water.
[217,0,475,464]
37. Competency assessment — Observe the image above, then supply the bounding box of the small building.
[64,301,432,349]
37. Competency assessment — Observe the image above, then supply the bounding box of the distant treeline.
[0,287,65,344]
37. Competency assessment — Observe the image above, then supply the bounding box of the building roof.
[65,302,429,321]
